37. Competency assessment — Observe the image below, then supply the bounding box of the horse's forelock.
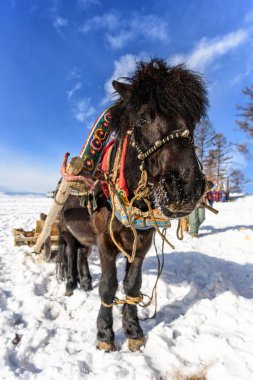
[131,60,208,122]
[109,58,208,132]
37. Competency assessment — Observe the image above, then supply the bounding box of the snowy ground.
[0,193,253,380]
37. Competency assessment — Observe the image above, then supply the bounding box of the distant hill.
[2,191,46,197]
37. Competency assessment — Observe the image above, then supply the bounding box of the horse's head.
[110,59,208,218]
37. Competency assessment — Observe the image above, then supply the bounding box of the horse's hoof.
[80,281,92,292]
[65,289,74,297]
[96,340,117,352]
[128,337,145,352]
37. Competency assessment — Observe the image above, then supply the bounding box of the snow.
[0,193,253,380]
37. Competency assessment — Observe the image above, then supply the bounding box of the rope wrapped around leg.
[101,293,144,308]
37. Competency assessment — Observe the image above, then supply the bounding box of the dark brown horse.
[57,58,208,352]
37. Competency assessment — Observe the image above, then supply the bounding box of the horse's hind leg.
[55,238,67,282]
[64,233,78,296]
[123,256,145,351]
[96,235,118,352]
[77,246,92,291]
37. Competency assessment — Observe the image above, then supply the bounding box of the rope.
[101,294,144,308]
[104,139,176,312]
[143,198,175,250]
[139,230,165,320]
[107,143,149,264]
[101,229,167,322]
[108,182,138,263]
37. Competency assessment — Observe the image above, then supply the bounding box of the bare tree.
[236,85,253,159]
[236,143,250,157]
[210,133,232,187]
[194,117,216,165]
[237,85,253,138]
[230,169,246,193]
[204,148,217,183]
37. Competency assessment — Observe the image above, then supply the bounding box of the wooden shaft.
[200,202,219,214]
[34,179,70,254]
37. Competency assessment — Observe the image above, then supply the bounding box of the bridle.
[127,124,195,172]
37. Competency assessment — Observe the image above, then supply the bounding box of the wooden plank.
[14,235,59,244]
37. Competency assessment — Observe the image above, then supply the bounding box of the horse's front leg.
[96,235,118,352]
[123,255,146,351]
[122,230,153,351]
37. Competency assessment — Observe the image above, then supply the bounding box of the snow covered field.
[0,193,253,380]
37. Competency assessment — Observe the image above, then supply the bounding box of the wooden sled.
[12,213,60,260]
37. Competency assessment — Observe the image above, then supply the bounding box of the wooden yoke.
[34,153,92,255]
[33,178,70,254]
[34,109,112,255]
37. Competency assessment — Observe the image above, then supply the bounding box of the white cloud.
[67,82,82,100]
[103,54,139,103]
[106,15,168,49]
[79,13,120,33]
[53,16,68,35]
[66,68,95,123]
[80,13,169,49]
[231,67,252,85]
[67,67,82,81]
[129,15,168,41]
[170,29,248,71]
[73,97,95,123]
[106,31,132,50]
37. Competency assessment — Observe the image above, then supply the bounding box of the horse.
[58,58,208,352]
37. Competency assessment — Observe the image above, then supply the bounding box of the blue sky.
[0,0,253,193]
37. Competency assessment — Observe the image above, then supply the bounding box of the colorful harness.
[79,108,112,175]
[101,139,171,230]
[62,108,192,231]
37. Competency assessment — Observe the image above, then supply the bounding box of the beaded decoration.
[79,108,112,176]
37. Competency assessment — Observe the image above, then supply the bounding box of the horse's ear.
[112,80,132,100]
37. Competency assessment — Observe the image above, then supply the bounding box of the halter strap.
[129,128,193,163]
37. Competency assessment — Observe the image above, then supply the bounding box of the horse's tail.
[55,236,67,282]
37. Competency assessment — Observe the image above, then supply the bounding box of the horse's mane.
[109,58,208,132]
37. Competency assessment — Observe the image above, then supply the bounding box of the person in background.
[225,189,230,201]
[188,205,205,238]
[220,188,227,202]
[213,188,220,202]
[188,180,213,238]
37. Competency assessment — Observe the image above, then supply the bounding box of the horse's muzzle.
[152,173,205,218]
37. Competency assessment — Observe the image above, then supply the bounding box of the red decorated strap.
[119,134,129,198]
[100,140,115,198]
[101,140,115,173]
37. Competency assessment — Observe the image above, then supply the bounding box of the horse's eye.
[136,115,151,127]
